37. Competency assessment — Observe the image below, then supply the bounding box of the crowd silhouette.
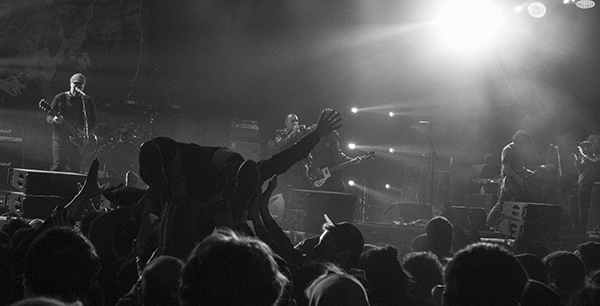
[1,109,600,306]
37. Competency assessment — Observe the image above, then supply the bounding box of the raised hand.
[314,109,342,138]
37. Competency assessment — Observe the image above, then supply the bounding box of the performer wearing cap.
[575,134,600,235]
[46,73,98,173]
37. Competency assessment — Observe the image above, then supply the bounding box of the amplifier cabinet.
[9,168,86,197]
[4,191,70,219]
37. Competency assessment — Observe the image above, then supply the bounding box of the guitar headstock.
[38,99,58,117]
[39,99,50,112]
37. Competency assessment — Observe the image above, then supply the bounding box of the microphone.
[75,88,88,97]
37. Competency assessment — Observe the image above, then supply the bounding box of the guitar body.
[305,151,375,189]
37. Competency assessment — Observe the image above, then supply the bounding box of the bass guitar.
[305,150,375,188]
[39,99,98,171]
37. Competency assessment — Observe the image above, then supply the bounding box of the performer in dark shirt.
[46,73,98,173]
[486,130,552,228]
[575,135,600,235]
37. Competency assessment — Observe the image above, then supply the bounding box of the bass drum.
[96,141,140,181]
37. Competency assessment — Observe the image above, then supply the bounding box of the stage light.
[385,184,391,189]
[389,148,395,154]
[575,0,595,9]
[436,0,502,48]
[351,107,358,113]
[563,0,570,4]
[528,2,546,18]
[348,180,355,186]
[389,112,395,117]
[348,143,356,150]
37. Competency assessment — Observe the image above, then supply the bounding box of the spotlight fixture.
[348,143,356,150]
[348,180,355,187]
[385,184,391,189]
[575,0,595,9]
[389,112,395,117]
[389,148,395,154]
[527,2,546,18]
[351,107,358,113]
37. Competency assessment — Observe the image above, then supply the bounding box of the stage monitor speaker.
[587,182,600,233]
[9,168,86,197]
[300,190,357,234]
[381,202,432,224]
[499,202,562,241]
[5,191,70,219]
[450,206,488,232]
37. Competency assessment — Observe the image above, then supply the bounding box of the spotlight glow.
[576,0,595,9]
[389,148,395,154]
[348,143,356,150]
[528,2,546,18]
[351,107,358,113]
[389,112,395,117]
[385,184,391,189]
[348,180,355,187]
[436,0,503,48]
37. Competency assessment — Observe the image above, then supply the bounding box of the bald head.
[285,114,299,131]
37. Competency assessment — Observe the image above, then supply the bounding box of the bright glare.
[348,180,355,186]
[389,148,395,154]
[436,0,503,48]
[385,184,391,189]
[351,107,358,113]
[515,5,523,12]
[348,143,356,150]
[389,112,395,117]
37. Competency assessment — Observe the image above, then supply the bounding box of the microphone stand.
[426,123,438,207]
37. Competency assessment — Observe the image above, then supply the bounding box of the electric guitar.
[508,163,555,201]
[39,99,98,170]
[305,150,375,188]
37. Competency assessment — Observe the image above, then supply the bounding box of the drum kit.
[94,122,144,181]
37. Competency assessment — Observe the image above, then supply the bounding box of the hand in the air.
[314,109,342,138]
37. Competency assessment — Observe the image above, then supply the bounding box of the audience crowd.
[1,109,600,306]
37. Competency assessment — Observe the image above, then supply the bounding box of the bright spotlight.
[528,2,546,18]
[389,112,395,117]
[348,180,355,187]
[515,5,523,12]
[576,0,595,9]
[348,143,356,150]
[389,148,395,154]
[351,107,358,113]
[385,184,391,189]
[437,0,502,48]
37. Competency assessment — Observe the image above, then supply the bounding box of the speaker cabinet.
[499,202,562,241]
[9,168,86,197]
[381,202,433,224]
[5,191,70,219]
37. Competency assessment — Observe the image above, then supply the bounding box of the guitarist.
[46,73,98,173]
[486,130,550,229]
[304,130,353,193]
